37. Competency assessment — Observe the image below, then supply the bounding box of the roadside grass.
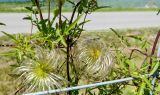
[82,27,158,47]
[1,8,159,13]
[0,36,17,95]
[95,8,159,12]
[0,2,31,13]
[0,27,159,95]
[0,2,159,13]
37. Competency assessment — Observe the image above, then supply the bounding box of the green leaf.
[150,61,159,75]
[66,0,75,5]
[92,7,107,13]
[25,7,33,11]
[8,74,20,78]
[61,20,67,33]
[110,28,122,39]
[78,5,83,14]
[138,82,146,95]
[126,59,137,71]
[56,28,67,47]
[157,9,160,15]
[87,89,96,95]
[23,16,32,20]
[140,65,149,71]
[97,6,111,9]
[17,51,23,61]
[39,19,48,24]
[10,64,20,68]
[110,28,130,46]
[82,0,88,7]
[65,14,83,35]
[78,20,90,26]
[0,22,5,26]
[0,52,15,56]
[127,35,142,41]
[131,72,139,78]
[54,8,59,17]
[155,84,160,92]
[38,19,48,33]
[51,8,59,26]
[1,31,17,42]
[142,76,152,89]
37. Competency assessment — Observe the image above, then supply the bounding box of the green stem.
[69,1,81,24]
[48,0,51,32]
[59,1,62,29]
[34,0,43,20]
[66,37,72,95]
[66,2,81,95]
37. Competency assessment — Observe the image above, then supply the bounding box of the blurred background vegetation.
[0,0,160,12]
[0,0,160,8]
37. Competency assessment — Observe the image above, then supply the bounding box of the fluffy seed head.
[17,47,65,92]
[75,37,114,80]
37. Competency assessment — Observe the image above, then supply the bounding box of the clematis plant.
[2,0,111,95]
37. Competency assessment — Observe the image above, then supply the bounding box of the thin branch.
[149,31,160,71]
[62,15,70,22]
[81,13,88,30]
[13,85,25,95]
[30,23,33,36]
[129,48,150,59]
[30,14,34,36]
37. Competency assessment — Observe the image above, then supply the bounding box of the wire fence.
[23,72,160,95]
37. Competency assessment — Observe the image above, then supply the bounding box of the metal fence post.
[150,44,160,95]
[150,73,158,95]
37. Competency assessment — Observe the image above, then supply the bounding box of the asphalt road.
[0,12,160,35]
